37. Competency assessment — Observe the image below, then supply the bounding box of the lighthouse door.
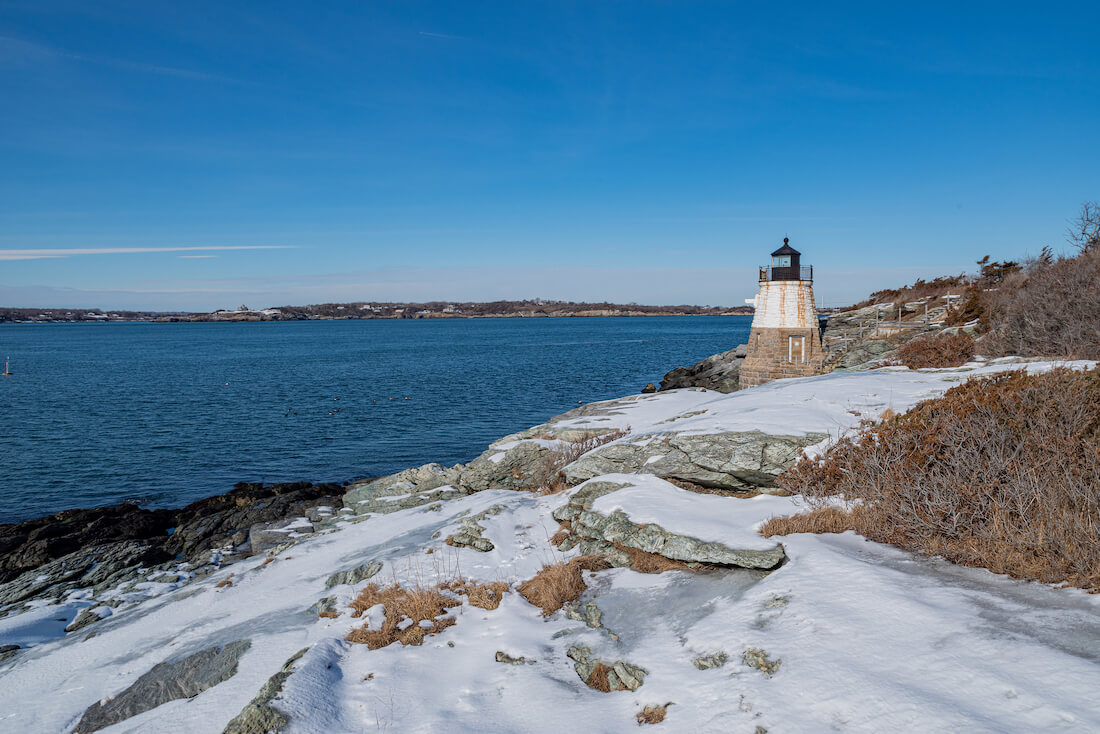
[789,335,805,363]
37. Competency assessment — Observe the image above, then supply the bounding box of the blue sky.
[1,1,1097,310]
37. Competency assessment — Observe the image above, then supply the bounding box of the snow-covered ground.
[1,360,1098,733]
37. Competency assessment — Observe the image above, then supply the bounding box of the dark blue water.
[0,317,750,523]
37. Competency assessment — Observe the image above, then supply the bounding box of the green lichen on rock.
[325,560,383,589]
[495,651,535,665]
[554,481,786,570]
[567,645,647,692]
[222,647,309,734]
[445,504,507,552]
[692,652,728,670]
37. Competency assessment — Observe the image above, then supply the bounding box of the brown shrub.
[346,582,461,649]
[896,332,975,368]
[215,574,234,588]
[776,368,1100,591]
[983,246,1100,359]
[517,555,610,615]
[636,704,670,725]
[549,527,572,546]
[440,578,510,610]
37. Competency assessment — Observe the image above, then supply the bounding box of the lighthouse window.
[773,255,791,267]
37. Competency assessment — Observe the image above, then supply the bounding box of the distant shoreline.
[1,301,763,324]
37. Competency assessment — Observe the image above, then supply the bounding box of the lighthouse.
[739,238,825,388]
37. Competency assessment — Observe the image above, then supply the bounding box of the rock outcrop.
[552,481,786,570]
[222,647,309,734]
[658,344,747,393]
[75,640,252,733]
[563,430,828,491]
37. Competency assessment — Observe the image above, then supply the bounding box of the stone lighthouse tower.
[739,238,825,388]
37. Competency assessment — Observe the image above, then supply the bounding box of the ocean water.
[0,316,750,523]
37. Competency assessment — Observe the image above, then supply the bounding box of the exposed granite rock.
[445,505,506,552]
[343,463,465,515]
[75,640,252,733]
[324,560,383,589]
[565,601,604,629]
[659,344,747,393]
[743,647,781,676]
[248,518,315,555]
[692,652,728,670]
[166,481,345,561]
[458,442,556,493]
[641,382,657,393]
[563,430,828,491]
[65,605,111,633]
[495,651,535,665]
[567,646,647,692]
[222,647,309,734]
[553,481,785,570]
[309,596,339,617]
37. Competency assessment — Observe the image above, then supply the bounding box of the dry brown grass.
[261,558,275,567]
[760,506,873,537]
[517,555,611,615]
[549,527,572,546]
[636,704,670,725]
[346,582,461,649]
[615,544,695,574]
[215,574,234,588]
[897,332,975,368]
[317,609,340,619]
[440,578,510,610]
[776,368,1100,591]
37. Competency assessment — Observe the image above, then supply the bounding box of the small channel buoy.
[2,357,11,376]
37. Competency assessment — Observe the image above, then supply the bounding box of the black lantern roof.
[771,237,800,257]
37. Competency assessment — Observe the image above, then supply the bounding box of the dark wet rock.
[324,560,383,589]
[0,504,175,585]
[166,481,345,560]
[641,382,657,393]
[222,647,309,734]
[0,539,171,607]
[659,344,747,393]
[74,640,251,733]
[0,482,346,608]
[0,644,19,662]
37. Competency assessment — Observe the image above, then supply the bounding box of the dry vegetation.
[532,429,629,494]
[517,555,611,615]
[896,332,975,369]
[346,582,461,649]
[440,578,510,610]
[850,274,970,312]
[636,704,671,725]
[615,543,695,574]
[769,368,1100,591]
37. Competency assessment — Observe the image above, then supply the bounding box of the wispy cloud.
[418,31,467,41]
[0,34,242,83]
[0,246,292,261]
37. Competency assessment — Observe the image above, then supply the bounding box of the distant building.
[740,238,826,388]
